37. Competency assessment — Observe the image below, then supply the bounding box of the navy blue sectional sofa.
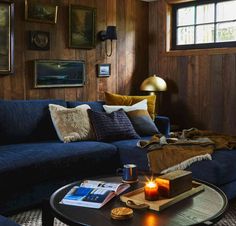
[0,99,235,216]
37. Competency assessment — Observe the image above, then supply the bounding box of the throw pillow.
[103,99,147,114]
[87,109,140,141]
[105,92,156,120]
[126,110,159,136]
[49,104,95,143]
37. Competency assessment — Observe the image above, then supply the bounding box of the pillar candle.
[144,181,159,201]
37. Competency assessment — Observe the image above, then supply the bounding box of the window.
[172,0,236,50]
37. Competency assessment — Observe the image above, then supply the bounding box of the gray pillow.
[126,109,159,136]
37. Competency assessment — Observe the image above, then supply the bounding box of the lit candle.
[144,181,159,201]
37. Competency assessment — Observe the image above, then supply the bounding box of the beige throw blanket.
[138,128,236,174]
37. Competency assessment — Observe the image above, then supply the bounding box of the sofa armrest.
[154,116,170,137]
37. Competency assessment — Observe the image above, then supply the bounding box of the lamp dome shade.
[140,75,167,92]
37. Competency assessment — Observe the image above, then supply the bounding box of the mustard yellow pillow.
[105,92,156,119]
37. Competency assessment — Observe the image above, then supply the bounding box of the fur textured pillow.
[49,104,95,143]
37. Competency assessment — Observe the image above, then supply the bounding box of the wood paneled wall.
[149,0,236,135]
[0,0,148,101]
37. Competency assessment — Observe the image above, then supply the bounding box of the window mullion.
[194,5,197,44]
[214,2,217,43]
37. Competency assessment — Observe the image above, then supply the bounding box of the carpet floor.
[10,199,236,226]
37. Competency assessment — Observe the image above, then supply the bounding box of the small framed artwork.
[25,0,58,24]
[29,31,50,51]
[69,5,96,49]
[97,64,111,77]
[0,1,14,75]
[34,60,86,88]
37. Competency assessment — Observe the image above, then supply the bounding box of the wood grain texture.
[149,0,236,135]
[0,0,148,102]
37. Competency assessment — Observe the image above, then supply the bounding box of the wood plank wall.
[149,0,236,135]
[0,0,148,102]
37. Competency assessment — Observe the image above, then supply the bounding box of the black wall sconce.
[99,26,117,57]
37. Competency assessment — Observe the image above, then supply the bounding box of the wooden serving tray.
[120,181,204,212]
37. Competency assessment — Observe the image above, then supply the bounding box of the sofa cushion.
[0,141,119,191]
[188,149,236,186]
[0,99,66,144]
[67,101,105,112]
[220,180,236,200]
[49,104,95,142]
[88,109,140,141]
[111,137,150,171]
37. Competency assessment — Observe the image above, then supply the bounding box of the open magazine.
[60,180,130,209]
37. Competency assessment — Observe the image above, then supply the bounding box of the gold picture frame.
[0,1,14,74]
[25,0,58,24]
[69,5,96,49]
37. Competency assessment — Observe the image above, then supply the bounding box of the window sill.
[163,47,236,57]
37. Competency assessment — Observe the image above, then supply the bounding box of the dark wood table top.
[49,175,228,226]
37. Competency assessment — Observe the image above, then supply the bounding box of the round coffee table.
[44,176,228,226]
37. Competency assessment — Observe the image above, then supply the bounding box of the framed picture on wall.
[69,5,96,49]
[34,60,86,88]
[29,31,50,51]
[97,64,111,77]
[0,1,14,75]
[25,0,58,24]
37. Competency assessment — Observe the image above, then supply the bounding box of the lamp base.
[149,91,156,96]
[147,92,158,115]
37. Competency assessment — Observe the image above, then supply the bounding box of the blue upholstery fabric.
[0,141,119,192]
[220,180,236,200]
[0,178,78,215]
[188,150,236,186]
[155,116,170,137]
[0,215,19,226]
[67,101,105,112]
[111,137,150,171]
[0,99,66,144]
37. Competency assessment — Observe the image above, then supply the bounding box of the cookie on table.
[111,207,133,220]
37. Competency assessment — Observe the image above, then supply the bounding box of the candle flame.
[146,181,157,188]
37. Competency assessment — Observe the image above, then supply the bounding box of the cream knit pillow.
[49,104,95,143]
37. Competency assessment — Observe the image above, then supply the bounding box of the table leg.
[42,199,54,226]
